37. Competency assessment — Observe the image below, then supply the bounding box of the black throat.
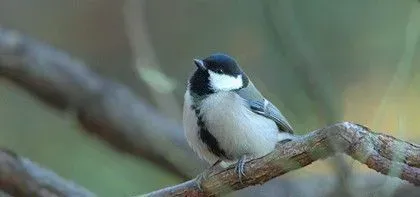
[188,69,214,97]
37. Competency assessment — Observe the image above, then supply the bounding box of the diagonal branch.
[142,122,420,197]
[0,26,205,179]
[0,148,95,197]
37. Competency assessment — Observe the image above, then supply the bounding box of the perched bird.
[183,53,294,182]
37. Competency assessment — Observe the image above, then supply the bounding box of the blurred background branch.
[0,26,204,180]
[371,3,420,127]
[261,0,351,195]
[0,148,95,197]
[123,0,182,121]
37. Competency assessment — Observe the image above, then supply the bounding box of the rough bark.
[142,122,420,197]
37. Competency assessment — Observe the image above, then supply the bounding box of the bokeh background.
[0,0,419,196]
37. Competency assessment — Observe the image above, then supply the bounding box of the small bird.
[183,53,294,182]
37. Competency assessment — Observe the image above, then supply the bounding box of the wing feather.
[235,79,294,133]
[249,99,294,133]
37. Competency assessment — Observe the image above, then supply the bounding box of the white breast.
[183,90,279,165]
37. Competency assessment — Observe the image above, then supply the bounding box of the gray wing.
[236,80,294,134]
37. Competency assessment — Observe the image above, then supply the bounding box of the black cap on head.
[189,53,249,96]
[200,53,242,76]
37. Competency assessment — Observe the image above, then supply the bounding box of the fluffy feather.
[183,90,292,165]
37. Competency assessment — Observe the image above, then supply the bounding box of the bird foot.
[194,160,222,191]
[194,171,209,191]
[235,155,247,183]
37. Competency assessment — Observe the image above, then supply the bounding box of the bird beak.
[193,59,206,70]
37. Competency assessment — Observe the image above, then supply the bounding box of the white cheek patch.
[208,71,243,91]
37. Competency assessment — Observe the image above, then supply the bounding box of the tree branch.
[0,26,205,179]
[142,122,420,197]
[0,148,95,197]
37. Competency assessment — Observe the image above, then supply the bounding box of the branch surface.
[143,122,420,197]
[0,26,205,179]
[0,148,95,197]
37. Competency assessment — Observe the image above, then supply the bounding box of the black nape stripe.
[191,105,228,159]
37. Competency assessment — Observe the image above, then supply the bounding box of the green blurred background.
[0,0,419,196]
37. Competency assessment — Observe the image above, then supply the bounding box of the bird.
[183,53,295,183]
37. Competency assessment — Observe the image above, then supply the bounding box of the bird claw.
[235,155,247,183]
[194,160,221,191]
[196,158,247,189]
[194,171,209,191]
